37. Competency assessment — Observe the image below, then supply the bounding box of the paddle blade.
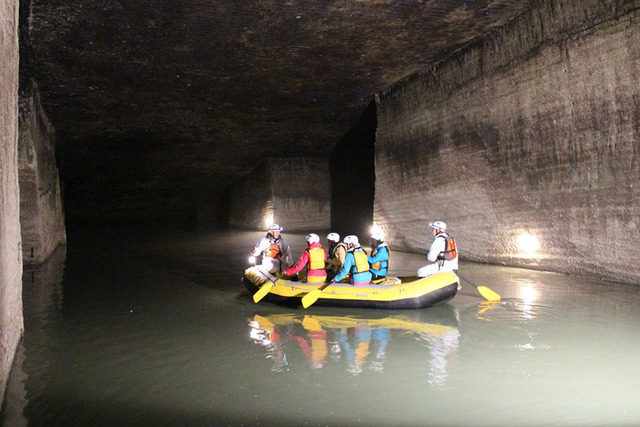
[477,285,501,301]
[301,289,322,309]
[253,282,274,303]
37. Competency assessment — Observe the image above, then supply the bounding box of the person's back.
[333,235,372,286]
[368,227,390,280]
[285,233,327,284]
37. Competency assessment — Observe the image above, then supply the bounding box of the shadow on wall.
[330,100,376,241]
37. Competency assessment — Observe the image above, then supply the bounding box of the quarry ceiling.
[22,0,534,220]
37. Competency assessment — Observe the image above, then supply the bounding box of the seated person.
[368,226,390,281]
[332,235,372,286]
[326,232,347,281]
[284,233,327,284]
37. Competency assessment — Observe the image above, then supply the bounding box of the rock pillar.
[18,80,67,265]
[0,0,23,404]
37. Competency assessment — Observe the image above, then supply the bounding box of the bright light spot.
[371,224,384,239]
[519,285,539,304]
[264,213,274,229]
[248,256,256,265]
[516,232,540,255]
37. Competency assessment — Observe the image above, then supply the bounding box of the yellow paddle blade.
[477,285,501,301]
[253,282,274,303]
[301,289,322,309]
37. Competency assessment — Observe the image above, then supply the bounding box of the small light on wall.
[264,213,274,229]
[516,232,540,256]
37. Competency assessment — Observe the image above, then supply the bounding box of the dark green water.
[3,228,640,425]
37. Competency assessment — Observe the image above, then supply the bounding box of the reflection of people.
[332,235,372,286]
[368,227,390,281]
[326,232,347,281]
[419,327,460,389]
[284,233,327,284]
[251,223,293,274]
[417,221,458,278]
[334,325,390,375]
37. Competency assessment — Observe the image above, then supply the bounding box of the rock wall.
[375,0,640,284]
[229,157,330,232]
[0,0,23,404]
[18,80,67,265]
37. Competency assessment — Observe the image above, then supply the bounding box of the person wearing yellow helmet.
[417,221,458,277]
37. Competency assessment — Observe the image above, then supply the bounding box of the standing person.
[332,235,372,286]
[326,232,347,281]
[417,221,458,277]
[368,227,390,281]
[284,233,327,284]
[251,223,293,274]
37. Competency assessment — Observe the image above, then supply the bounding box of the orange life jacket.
[437,234,457,261]
[265,242,281,258]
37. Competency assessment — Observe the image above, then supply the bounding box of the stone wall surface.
[270,158,330,233]
[229,157,330,232]
[228,161,273,230]
[18,81,66,265]
[0,0,23,404]
[375,0,640,284]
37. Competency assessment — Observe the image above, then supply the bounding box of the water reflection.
[3,246,66,425]
[248,307,460,388]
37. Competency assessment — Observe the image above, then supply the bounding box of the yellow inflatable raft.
[243,266,459,309]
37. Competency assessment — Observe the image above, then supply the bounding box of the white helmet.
[306,233,320,244]
[371,225,384,241]
[343,235,359,246]
[268,223,284,231]
[327,232,340,243]
[429,221,446,231]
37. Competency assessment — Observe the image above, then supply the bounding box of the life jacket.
[371,243,389,271]
[350,249,370,274]
[265,241,282,258]
[330,243,347,261]
[437,233,457,261]
[307,246,326,270]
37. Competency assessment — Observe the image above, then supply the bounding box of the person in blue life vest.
[331,235,372,286]
[367,226,390,281]
[417,221,458,277]
[284,233,327,284]
[251,223,293,274]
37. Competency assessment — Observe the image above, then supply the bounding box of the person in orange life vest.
[326,232,347,281]
[367,227,390,281]
[417,221,458,278]
[284,233,327,284]
[251,223,293,274]
[332,235,372,286]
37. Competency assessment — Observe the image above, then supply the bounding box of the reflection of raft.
[243,266,459,309]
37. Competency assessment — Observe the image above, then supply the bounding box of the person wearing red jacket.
[285,233,327,284]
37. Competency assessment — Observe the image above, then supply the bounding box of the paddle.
[252,267,278,303]
[457,273,501,301]
[301,282,333,309]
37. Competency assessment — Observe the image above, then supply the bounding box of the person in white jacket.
[417,221,458,277]
[251,224,293,274]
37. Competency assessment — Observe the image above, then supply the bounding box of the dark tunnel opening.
[329,100,376,241]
